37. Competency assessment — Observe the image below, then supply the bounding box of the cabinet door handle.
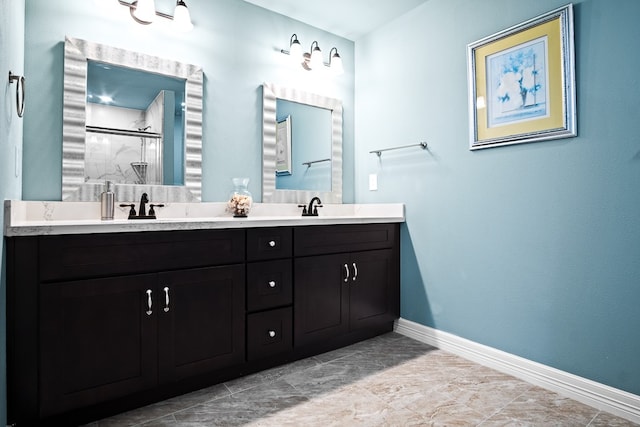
[352,262,358,282]
[268,330,276,338]
[145,289,153,315]
[268,240,277,247]
[344,264,350,282]
[268,280,277,288]
[163,286,170,312]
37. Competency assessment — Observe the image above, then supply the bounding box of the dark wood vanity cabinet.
[293,224,400,347]
[39,266,245,416]
[246,228,294,361]
[6,223,399,425]
[8,229,246,423]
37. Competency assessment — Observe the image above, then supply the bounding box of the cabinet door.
[158,265,245,383]
[349,249,399,330]
[40,274,158,417]
[294,254,349,347]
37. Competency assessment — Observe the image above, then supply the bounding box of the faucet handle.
[119,204,136,219]
[149,203,164,217]
[312,204,323,215]
[297,204,308,215]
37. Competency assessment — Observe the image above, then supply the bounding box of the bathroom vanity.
[4,201,403,425]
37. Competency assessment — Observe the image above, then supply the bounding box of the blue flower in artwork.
[496,47,542,110]
[498,93,510,103]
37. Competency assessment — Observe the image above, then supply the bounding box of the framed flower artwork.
[467,4,576,150]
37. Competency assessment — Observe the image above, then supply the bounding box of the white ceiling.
[241,0,430,41]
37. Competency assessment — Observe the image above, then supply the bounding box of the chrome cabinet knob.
[268,330,276,338]
[268,280,276,288]
[268,240,277,247]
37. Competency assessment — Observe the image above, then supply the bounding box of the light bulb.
[310,43,323,70]
[173,0,194,32]
[290,38,303,63]
[330,49,344,75]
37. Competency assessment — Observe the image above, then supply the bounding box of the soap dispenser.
[101,181,115,220]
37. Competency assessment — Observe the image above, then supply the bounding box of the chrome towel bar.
[302,158,331,167]
[370,142,428,157]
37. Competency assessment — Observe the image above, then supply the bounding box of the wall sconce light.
[306,41,323,70]
[281,34,344,75]
[329,47,344,75]
[118,0,194,32]
[288,34,303,62]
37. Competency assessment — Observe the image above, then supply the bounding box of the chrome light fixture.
[281,34,345,75]
[119,0,194,32]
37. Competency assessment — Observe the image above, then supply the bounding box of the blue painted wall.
[1,0,25,423]
[21,0,355,202]
[355,0,640,395]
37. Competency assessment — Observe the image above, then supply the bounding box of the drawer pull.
[268,280,277,288]
[163,286,170,312]
[344,264,349,282]
[268,330,276,338]
[268,240,277,247]
[352,262,358,281]
[145,289,153,315]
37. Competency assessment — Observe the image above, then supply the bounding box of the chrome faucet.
[299,197,323,216]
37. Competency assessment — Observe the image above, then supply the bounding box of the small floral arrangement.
[227,193,252,217]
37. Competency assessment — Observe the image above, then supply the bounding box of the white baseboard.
[394,318,640,424]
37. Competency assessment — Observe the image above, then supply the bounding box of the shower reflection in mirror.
[84,59,185,187]
[85,90,172,185]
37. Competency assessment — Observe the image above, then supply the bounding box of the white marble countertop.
[4,200,405,236]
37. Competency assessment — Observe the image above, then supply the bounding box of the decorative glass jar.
[227,177,252,217]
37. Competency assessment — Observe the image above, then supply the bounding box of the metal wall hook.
[8,71,25,118]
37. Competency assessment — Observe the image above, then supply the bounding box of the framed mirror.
[62,36,203,201]
[262,82,343,203]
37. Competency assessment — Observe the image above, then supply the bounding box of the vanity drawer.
[246,259,292,312]
[294,223,398,257]
[246,227,292,261]
[247,307,292,361]
[39,229,245,282]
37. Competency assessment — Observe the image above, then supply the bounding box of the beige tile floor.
[89,333,638,426]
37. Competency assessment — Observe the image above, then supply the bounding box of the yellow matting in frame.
[474,17,564,142]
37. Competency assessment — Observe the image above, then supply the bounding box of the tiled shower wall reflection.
[85,93,165,185]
